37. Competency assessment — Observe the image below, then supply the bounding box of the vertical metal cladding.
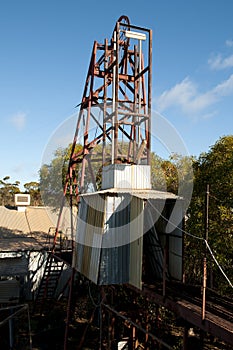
[74,193,144,289]
[143,198,183,281]
[74,190,184,288]
[74,195,105,284]
[143,201,164,279]
[102,164,151,190]
[166,199,183,281]
[0,280,20,303]
[129,196,143,288]
[99,194,130,285]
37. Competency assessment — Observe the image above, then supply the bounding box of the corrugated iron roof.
[80,188,181,200]
[0,206,29,233]
[0,206,58,251]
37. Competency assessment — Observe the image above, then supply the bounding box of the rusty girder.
[68,15,152,194]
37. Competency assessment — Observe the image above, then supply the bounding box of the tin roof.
[80,188,181,200]
[0,206,56,252]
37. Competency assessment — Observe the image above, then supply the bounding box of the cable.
[205,241,233,289]
[147,198,233,289]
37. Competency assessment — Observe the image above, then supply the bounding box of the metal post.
[9,308,14,350]
[163,244,167,298]
[99,301,102,350]
[112,30,116,164]
[138,39,142,113]
[183,324,188,350]
[202,184,209,321]
[202,257,207,322]
[200,329,205,350]
[64,268,75,350]
[147,29,152,165]
[132,326,136,349]
[205,184,209,246]
[114,22,119,162]
[103,38,108,166]
[108,314,115,349]
[27,305,32,350]
[133,44,138,162]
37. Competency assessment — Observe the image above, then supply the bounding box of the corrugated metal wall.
[102,164,151,190]
[129,196,143,288]
[0,280,20,303]
[74,195,105,284]
[99,194,131,285]
[74,193,144,289]
[74,192,183,288]
[0,256,28,276]
[166,200,183,280]
[143,198,183,281]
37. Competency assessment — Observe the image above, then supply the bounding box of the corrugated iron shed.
[74,189,183,289]
[74,192,144,289]
[0,256,28,276]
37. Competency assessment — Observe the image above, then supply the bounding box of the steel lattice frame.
[52,14,152,256]
[68,16,152,194]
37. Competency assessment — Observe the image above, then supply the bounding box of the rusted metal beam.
[130,284,233,346]
[102,303,173,349]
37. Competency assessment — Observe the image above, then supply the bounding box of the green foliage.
[39,144,85,209]
[24,181,42,206]
[151,152,194,196]
[0,177,42,207]
[40,147,69,209]
[0,176,20,206]
[38,135,233,296]
[186,135,233,294]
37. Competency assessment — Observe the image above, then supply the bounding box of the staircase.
[34,253,68,314]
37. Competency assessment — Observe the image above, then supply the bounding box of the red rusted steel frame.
[80,42,98,190]
[63,268,75,350]
[51,13,152,266]
[52,178,69,251]
[141,54,147,117]
[87,156,97,191]
[147,29,152,164]
[76,25,148,167]
[132,44,137,162]
[76,306,99,350]
[102,303,173,349]
[129,284,233,346]
[113,21,119,162]
[51,41,98,247]
[102,38,108,165]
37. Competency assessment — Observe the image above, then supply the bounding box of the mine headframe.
[68,15,152,196]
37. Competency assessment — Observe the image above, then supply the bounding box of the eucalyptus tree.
[185,135,233,294]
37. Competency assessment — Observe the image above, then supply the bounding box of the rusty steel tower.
[37,17,233,350]
[67,15,152,196]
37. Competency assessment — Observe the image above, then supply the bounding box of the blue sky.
[1,0,233,188]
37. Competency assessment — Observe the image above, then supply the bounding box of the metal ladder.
[34,253,66,314]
